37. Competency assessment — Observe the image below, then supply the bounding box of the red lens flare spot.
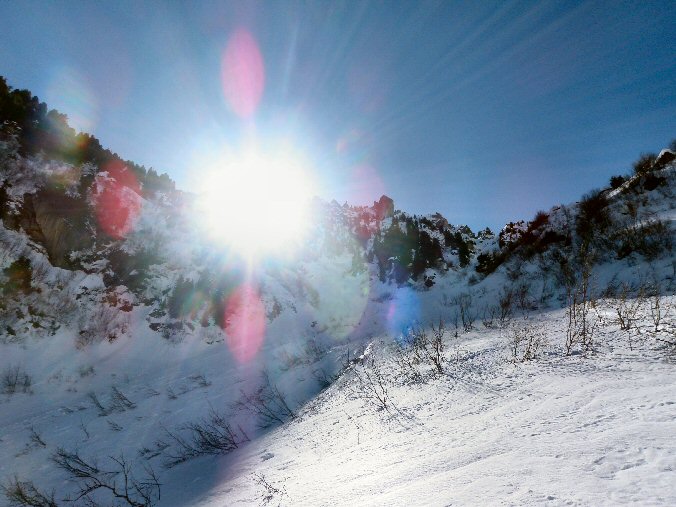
[224,283,266,363]
[93,161,142,239]
[221,28,265,118]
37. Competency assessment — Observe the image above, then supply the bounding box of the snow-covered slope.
[190,302,676,506]
[1,135,675,506]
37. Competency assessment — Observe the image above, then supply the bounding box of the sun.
[196,144,316,258]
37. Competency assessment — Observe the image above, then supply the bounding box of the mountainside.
[1,79,675,506]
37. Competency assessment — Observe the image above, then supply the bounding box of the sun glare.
[197,145,315,258]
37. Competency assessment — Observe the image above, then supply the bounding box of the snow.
[2,292,674,505]
[0,146,675,505]
[180,304,676,506]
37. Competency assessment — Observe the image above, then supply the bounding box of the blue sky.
[1,0,675,231]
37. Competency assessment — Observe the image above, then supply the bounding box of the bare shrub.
[391,342,423,384]
[647,285,672,335]
[409,320,445,374]
[2,366,32,395]
[2,477,57,507]
[613,283,643,333]
[278,338,327,372]
[311,347,360,390]
[303,338,327,364]
[481,304,497,328]
[137,441,169,461]
[453,292,475,332]
[52,448,160,506]
[87,392,108,416]
[110,386,136,412]
[79,419,90,440]
[498,286,514,326]
[449,310,460,337]
[515,282,532,312]
[28,426,46,448]
[311,367,338,390]
[233,371,296,429]
[617,219,673,260]
[252,473,289,506]
[353,355,390,412]
[441,293,454,308]
[277,350,305,372]
[644,288,676,349]
[160,409,249,467]
[188,374,211,389]
[565,263,598,355]
[108,420,123,432]
[508,321,547,362]
[87,387,135,417]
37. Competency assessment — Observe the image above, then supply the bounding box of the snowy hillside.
[191,301,676,506]
[1,88,676,507]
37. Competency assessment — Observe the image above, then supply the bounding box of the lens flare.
[317,267,370,341]
[92,161,142,239]
[196,143,316,258]
[386,287,420,337]
[224,283,266,363]
[221,28,265,118]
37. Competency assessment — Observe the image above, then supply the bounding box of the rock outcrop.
[1,188,93,268]
[373,194,394,220]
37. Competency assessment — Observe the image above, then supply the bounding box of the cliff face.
[33,189,93,267]
[1,189,93,268]
[1,189,45,247]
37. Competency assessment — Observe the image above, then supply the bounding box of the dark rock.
[654,149,675,170]
[373,195,394,220]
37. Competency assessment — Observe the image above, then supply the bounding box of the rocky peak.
[373,195,394,220]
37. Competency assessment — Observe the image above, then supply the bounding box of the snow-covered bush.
[76,294,131,347]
